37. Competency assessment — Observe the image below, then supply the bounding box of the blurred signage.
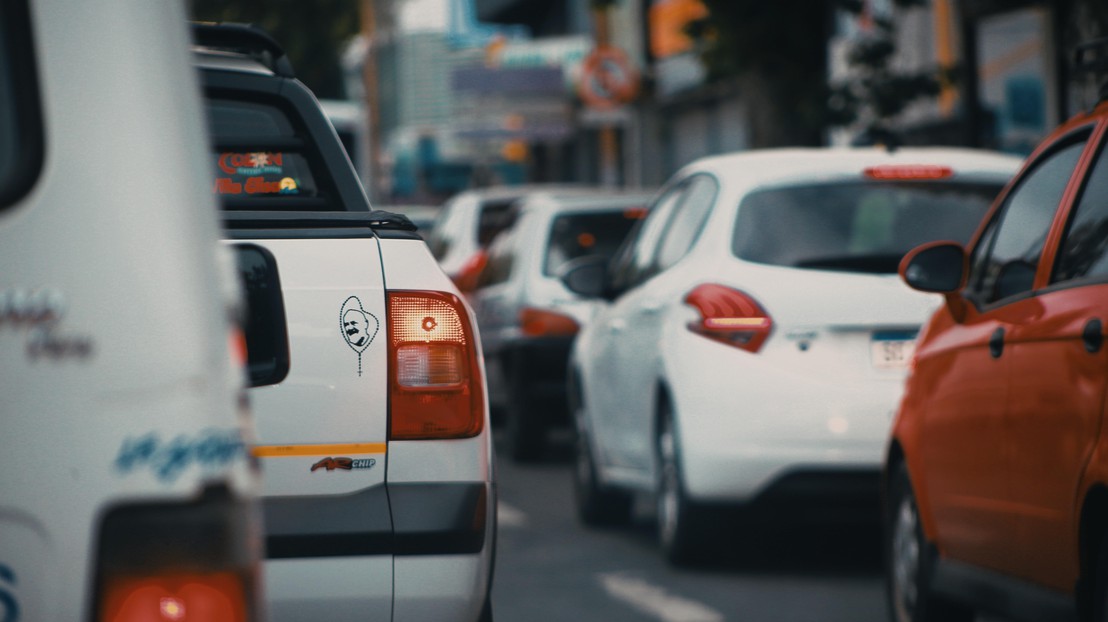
[579,46,640,110]
[648,0,708,97]
[487,35,590,89]
[451,65,572,141]
[649,0,708,59]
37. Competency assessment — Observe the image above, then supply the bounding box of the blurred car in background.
[428,185,580,291]
[562,147,1022,564]
[470,190,652,461]
[886,67,1108,622]
[1,3,263,621]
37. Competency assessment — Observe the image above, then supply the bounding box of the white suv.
[1,3,262,621]
[564,148,1022,564]
[195,24,496,622]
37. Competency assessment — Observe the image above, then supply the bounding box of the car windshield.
[543,209,644,276]
[732,180,1003,274]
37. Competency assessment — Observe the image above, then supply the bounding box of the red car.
[887,93,1108,619]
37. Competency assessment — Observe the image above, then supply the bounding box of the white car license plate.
[871,331,918,369]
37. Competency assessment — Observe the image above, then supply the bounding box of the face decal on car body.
[340,295,379,376]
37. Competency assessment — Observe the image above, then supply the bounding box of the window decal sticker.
[340,296,379,376]
[114,429,246,483]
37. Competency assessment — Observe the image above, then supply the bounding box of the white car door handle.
[608,318,627,332]
[640,301,664,314]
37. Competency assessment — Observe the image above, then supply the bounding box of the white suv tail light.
[388,291,485,439]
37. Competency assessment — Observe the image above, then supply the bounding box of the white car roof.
[686,147,1023,193]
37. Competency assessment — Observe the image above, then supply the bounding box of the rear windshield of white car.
[732,180,1004,274]
[478,199,520,246]
[0,0,42,208]
[206,99,334,210]
[544,209,645,276]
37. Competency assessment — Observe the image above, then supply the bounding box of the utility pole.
[592,3,620,188]
[361,0,385,202]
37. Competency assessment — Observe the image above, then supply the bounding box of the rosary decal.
[340,296,379,376]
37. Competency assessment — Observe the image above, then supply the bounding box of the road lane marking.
[598,572,724,622]
[498,502,527,528]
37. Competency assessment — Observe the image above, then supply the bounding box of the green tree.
[191,0,360,100]
[690,0,942,147]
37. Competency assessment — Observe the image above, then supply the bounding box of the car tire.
[655,404,710,565]
[503,364,546,463]
[886,461,974,622]
[573,419,633,526]
[1092,533,1108,622]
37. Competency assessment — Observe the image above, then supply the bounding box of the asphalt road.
[489,434,889,622]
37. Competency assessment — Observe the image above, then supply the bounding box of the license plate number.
[871,331,917,369]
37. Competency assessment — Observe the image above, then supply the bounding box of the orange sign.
[579,46,639,110]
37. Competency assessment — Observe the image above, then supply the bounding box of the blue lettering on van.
[115,430,245,483]
[0,564,18,622]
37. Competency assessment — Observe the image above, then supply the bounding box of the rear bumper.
[263,481,494,622]
[264,482,491,558]
[668,332,903,504]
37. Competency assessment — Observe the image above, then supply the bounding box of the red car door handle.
[1083,318,1103,353]
[989,327,1005,359]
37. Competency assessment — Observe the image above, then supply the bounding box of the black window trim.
[0,0,45,208]
[647,171,721,276]
[963,127,1097,313]
[1048,120,1108,289]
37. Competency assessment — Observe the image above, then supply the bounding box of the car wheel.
[573,418,632,526]
[886,462,974,622]
[656,405,709,565]
[504,365,545,463]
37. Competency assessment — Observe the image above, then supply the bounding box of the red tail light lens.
[101,573,246,622]
[94,486,261,622]
[519,307,579,337]
[388,291,484,439]
[684,284,772,353]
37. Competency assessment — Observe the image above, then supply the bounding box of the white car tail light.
[684,284,772,353]
[388,291,484,439]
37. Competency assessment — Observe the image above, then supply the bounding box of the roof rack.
[191,22,295,78]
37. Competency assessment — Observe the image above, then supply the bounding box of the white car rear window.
[732,180,1003,274]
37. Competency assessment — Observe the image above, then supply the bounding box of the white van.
[0,1,263,620]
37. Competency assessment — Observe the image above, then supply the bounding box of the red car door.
[1004,123,1107,591]
[919,133,1090,573]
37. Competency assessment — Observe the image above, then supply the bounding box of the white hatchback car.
[563,148,1022,563]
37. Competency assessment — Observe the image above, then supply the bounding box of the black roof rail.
[191,22,295,78]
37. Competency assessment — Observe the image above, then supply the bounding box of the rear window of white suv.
[207,98,332,209]
[732,181,1004,274]
[0,0,43,208]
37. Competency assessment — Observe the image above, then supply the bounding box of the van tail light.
[684,284,772,353]
[388,291,485,439]
[519,307,579,337]
[95,486,262,622]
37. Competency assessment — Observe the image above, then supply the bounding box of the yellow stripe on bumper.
[252,442,387,457]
